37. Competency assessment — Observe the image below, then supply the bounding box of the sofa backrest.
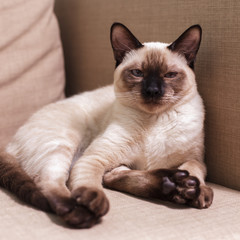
[0,0,65,148]
[55,0,240,191]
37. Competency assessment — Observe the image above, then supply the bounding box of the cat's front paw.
[48,195,99,228]
[71,187,109,218]
[62,205,98,228]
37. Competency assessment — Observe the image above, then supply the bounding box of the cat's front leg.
[64,153,118,226]
[66,123,139,226]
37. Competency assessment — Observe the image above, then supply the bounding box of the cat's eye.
[130,69,144,77]
[164,72,178,78]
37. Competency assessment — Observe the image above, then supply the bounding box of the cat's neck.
[112,99,170,125]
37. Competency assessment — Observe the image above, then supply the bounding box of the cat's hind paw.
[151,169,201,205]
[166,170,201,204]
[188,185,214,209]
[161,170,213,209]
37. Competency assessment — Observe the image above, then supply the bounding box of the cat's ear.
[110,23,143,66]
[168,25,202,69]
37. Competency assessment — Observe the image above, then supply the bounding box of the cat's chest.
[137,111,195,170]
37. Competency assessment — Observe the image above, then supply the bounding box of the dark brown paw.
[55,197,100,228]
[71,187,109,218]
[53,197,99,228]
[151,169,200,205]
[50,197,75,216]
[188,185,213,209]
[63,205,98,228]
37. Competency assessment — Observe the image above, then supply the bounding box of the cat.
[0,23,213,228]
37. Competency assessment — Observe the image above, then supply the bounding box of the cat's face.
[111,23,202,114]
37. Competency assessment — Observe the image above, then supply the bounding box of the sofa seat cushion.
[0,183,239,240]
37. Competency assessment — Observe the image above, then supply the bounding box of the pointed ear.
[110,23,143,66]
[168,25,202,69]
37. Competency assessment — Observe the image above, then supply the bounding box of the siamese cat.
[0,23,213,228]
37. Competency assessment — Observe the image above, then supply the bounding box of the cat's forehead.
[144,42,186,70]
[143,42,170,72]
[123,41,186,71]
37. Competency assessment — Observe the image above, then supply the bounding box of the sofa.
[0,0,239,239]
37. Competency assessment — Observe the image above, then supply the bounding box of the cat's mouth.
[144,98,161,105]
[141,96,176,112]
[143,95,171,105]
[141,98,166,110]
[139,98,175,114]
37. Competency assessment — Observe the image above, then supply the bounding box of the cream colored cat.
[0,23,213,228]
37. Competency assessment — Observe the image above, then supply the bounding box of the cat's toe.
[72,187,109,217]
[175,175,200,200]
[172,170,189,181]
[172,194,187,204]
[188,185,213,209]
[63,205,99,228]
[47,193,102,228]
[158,169,201,205]
[48,196,75,216]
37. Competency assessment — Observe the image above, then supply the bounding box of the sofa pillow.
[0,0,65,147]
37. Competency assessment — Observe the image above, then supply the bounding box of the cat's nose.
[145,86,161,97]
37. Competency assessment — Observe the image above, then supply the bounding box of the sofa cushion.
[0,0,65,147]
[0,184,239,240]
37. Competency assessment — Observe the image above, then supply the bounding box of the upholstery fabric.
[0,1,239,239]
[0,0,65,147]
[0,184,239,240]
[55,0,240,190]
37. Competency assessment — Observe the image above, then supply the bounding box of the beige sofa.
[0,1,239,239]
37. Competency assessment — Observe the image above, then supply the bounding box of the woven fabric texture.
[55,0,240,190]
[0,0,65,147]
[0,184,239,240]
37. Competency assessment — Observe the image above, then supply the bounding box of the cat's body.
[6,81,203,181]
[0,24,213,228]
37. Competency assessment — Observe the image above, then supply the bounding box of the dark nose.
[146,86,161,97]
[142,78,165,100]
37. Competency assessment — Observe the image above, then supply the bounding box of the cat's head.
[111,23,202,114]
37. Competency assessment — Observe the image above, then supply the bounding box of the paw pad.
[159,170,201,205]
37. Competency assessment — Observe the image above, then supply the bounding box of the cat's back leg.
[5,131,99,228]
[103,166,206,207]
[0,151,51,212]
[3,86,115,227]
[3,143,99,228]
[4,102,97,227]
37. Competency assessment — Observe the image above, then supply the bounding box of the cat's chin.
[138,101,173,115]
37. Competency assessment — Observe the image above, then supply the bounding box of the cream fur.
[5,42,206,199]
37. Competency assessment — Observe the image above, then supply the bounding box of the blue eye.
[130,69,144,77]
[164,72,178,78]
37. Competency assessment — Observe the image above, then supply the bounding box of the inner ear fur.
[110,23,143,66]
[168,25,202,69]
